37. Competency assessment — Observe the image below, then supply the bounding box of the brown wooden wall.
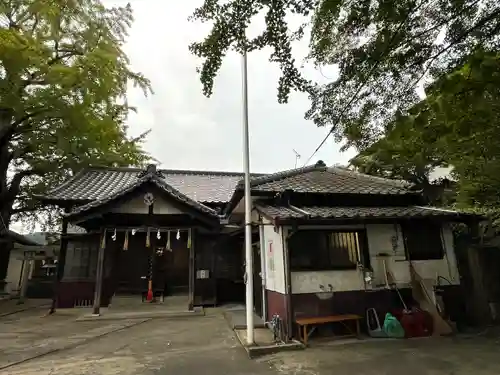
[266,289,288,323]
[56,279,114,308]
[195,234,244,306]
[58,231,246,308]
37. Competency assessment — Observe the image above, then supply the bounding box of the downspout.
[259,217,267,321]
[282,225,297,341]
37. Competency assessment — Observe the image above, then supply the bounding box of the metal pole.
[242,49,254,345]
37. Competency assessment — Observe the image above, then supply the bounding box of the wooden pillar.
[92,229,106,315]
[49,211,69,314]
[188,228,195,311]
[17,257,32,304]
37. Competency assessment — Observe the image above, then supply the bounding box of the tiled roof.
[65,173,219,218]
[237,163,412,195]
[254,204,467,221]
[44,167,261,204]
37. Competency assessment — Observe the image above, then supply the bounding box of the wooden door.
[163,238,189,295]
[253,243,263,317]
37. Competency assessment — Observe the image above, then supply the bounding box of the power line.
[303,0,431,166]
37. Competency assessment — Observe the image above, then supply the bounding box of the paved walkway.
[0,308,276,375]
[0,298,50,317]
[2,307,500,375]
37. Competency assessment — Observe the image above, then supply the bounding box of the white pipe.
[242,49,254,344]
[259,222,267,320]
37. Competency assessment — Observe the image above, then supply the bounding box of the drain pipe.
[259,220,267,321]
[282,226,297,341]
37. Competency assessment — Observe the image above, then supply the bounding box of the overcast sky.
[105,0,355,174]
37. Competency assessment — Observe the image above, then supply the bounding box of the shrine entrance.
[111,229,191,301]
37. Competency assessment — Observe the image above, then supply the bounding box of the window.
[289,230,370,271]
[402,221,444,261]
[65,239,98,279]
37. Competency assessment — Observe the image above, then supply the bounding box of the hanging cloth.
[123,230,129,251]
[146,228,151,248]
[100,229,107,249]
[187,229,192,249]
[166,230,171,251]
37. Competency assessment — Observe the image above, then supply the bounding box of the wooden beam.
[92,230,106,315]
[49,211,69,314]
[18,259,32,304]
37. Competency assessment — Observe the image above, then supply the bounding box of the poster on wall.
[268,240,275,274]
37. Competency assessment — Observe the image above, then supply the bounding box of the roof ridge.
[77,165,268,177]
[239,164,325,187]
[330,166,411,188]
[85,165,144,172]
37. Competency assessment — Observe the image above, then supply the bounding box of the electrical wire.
[303,0,432,166]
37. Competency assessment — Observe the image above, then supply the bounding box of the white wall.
[110,193,183,215]
[4,250,23,294]
[289,223,460,294]
[261,217,286,294]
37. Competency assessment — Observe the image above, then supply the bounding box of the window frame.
[401,220,445,261]
[288,229,370,272]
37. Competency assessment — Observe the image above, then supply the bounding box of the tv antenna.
[292,149,301,168]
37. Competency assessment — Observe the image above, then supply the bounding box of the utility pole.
[241,48,254,345]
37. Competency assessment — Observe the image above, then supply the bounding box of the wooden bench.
[295,314,362,345]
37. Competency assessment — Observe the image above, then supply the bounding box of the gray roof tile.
[44,167,260,204]
[255,204,467,220]
[66,174,219,218]
[248,165,411,195]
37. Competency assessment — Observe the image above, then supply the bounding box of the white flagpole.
[242,48,254,345]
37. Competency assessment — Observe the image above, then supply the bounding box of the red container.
[393,310,433,338]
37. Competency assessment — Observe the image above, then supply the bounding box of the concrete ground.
[265,333,500,375]
[0,307,276,375]
[1,305,500,375]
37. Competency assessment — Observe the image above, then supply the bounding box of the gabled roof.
[65,169,219,219]
[42,166,265,205]
[239,161,411,195]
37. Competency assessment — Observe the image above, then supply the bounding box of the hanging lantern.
[123,230,129,251]
[176,229,180,240]
[131,229,137,236]
[112,228,117,241]
[157,229,161,240]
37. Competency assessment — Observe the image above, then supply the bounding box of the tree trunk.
[0,207,12,289]
[0,111,15,288]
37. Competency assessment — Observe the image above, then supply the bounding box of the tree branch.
[11,109,50,128]
[8,169,42,201]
